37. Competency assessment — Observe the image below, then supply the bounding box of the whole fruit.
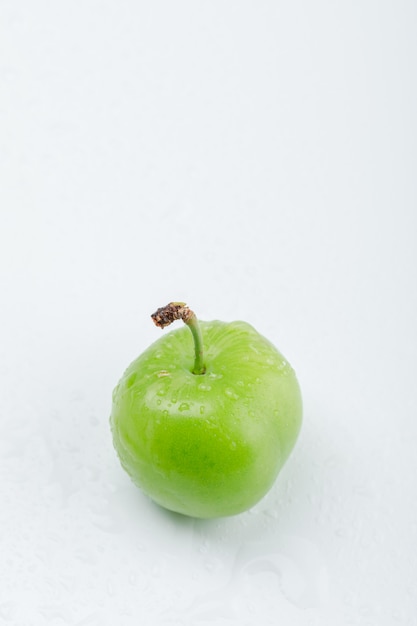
[110,303,302,518]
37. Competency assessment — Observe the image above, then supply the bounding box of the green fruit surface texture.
[110,320,302,518]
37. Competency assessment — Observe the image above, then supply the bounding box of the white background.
[1,2,416,625]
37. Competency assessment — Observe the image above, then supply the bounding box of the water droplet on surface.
[178,402,190,412]
[200,405,205,415]
[39,605,74,622]
[0,602,18,621]
[157,388,166,396]
[199,541,209,554]
[198,383,212,392]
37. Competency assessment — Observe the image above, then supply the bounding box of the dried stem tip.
[151,301,205,374]
[151,302,194,328]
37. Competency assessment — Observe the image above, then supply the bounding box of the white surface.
[1,2,416,625]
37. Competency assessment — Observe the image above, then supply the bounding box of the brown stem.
[151,302,192,328]
[151,302,206,375]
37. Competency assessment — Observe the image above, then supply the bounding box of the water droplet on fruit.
[198,383,212,392]
[162,410,168,417]
[225,388,239,400]
[200,405,205,415]
[179,402,190,412]
[156,370,170,378]
[171,394,178,403]
[156,399,162,406]
[157,388,166,396]
[208,371,223,380]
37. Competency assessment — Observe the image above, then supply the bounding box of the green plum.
[110,303,302,518]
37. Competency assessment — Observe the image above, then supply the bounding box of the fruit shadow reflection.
[145,414,330,619]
